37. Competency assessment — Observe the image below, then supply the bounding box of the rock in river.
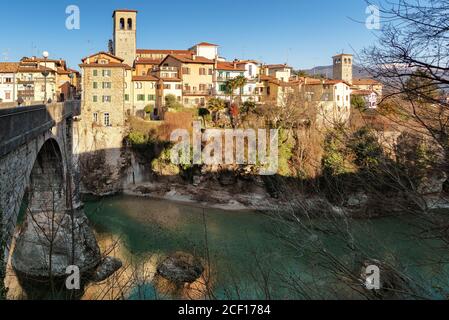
[91,256,123,283]
[156,252,204,284]
[12,211,101,279]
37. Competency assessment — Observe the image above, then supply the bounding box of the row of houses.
[0,57,81,105]
[78,9,383,129]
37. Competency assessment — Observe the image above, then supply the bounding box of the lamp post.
[68,72,74,100]
[42,51,49,104]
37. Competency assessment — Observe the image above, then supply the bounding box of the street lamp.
[42,51,49,104]
[68,72,74,100]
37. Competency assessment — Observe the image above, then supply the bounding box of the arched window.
[119,18,125,30]
[127,18,133,30]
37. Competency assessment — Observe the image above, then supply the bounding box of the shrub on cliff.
[347,127,384,171]
[322,129,351,176]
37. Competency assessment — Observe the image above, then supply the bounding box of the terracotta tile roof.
[132,75,158,81]
[266,64,292,69]
[300,78,351,86]
[352,78,381,85]
[216,61,246,71]
[0,62,19,73]
[194,42,219,47]
[236,60,259,65]
[259,75,281,84]
[20,57,65,65]
[81,51,124,63]
[136,49,193,55]
[164,54,214,64]
[17,65,55,73]
[57,68,72,75]
[158,77,182,82]
[79,62,131,69]
[135,58,162,65]
[351,89,377,95]
[67,68,80,74]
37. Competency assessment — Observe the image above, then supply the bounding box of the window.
[5,92,11,100]
[182,67,190,75]
[135,82,142,89]
[199,84,206,91]
[208,68,213,76]
[337,95,340,101]
[125,94,129,101]
[119,18,125,30]
[104,113,111,126]
[93,113,98,123]
[127,18,133,30]
[103,82,112,89]
[93,95,98,102]
[148,95,155,101]
[103,96,112,102]
[164,84,171,89]
[102,70,111,77]
[249,65,253,76]
[137,94,145,101]
[5,78,12,83]
[93,82,98,89]
[93,70,98,76]
[219,84,227,92]
[199,68,206,75]
[184,98,189,104]
[176,84,182,90]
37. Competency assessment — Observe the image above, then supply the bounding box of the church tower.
[333,53,353,84]
[113,10,137,67]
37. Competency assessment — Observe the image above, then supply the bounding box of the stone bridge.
[0,101,81,252]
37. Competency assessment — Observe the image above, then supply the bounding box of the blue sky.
[0,0,379,70]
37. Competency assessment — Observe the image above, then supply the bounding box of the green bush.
[165,94,184,111]
[277,129,295,176]
[128,131,147,146]
[322,129,349,176]
[348,127,383,170]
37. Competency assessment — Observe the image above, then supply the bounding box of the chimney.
[192,54,197,61]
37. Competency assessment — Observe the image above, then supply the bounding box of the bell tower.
[333,53,353,84]
[113,9,137,67]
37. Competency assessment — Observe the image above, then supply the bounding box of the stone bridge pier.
[0,101,81,253]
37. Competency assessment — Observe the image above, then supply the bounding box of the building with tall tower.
[113,9,137,67]
[333,53,353,84]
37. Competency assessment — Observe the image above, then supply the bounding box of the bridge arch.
[0,132,68,254]
[28,138,66,215]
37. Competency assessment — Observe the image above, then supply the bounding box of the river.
[6,195,449,300]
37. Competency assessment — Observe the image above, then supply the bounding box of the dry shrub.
[159,111,195,140]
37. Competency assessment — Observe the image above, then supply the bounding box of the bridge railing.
[0,100,81,158]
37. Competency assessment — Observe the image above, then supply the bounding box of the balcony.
[183,89,212,96]
[160,66,178,72]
